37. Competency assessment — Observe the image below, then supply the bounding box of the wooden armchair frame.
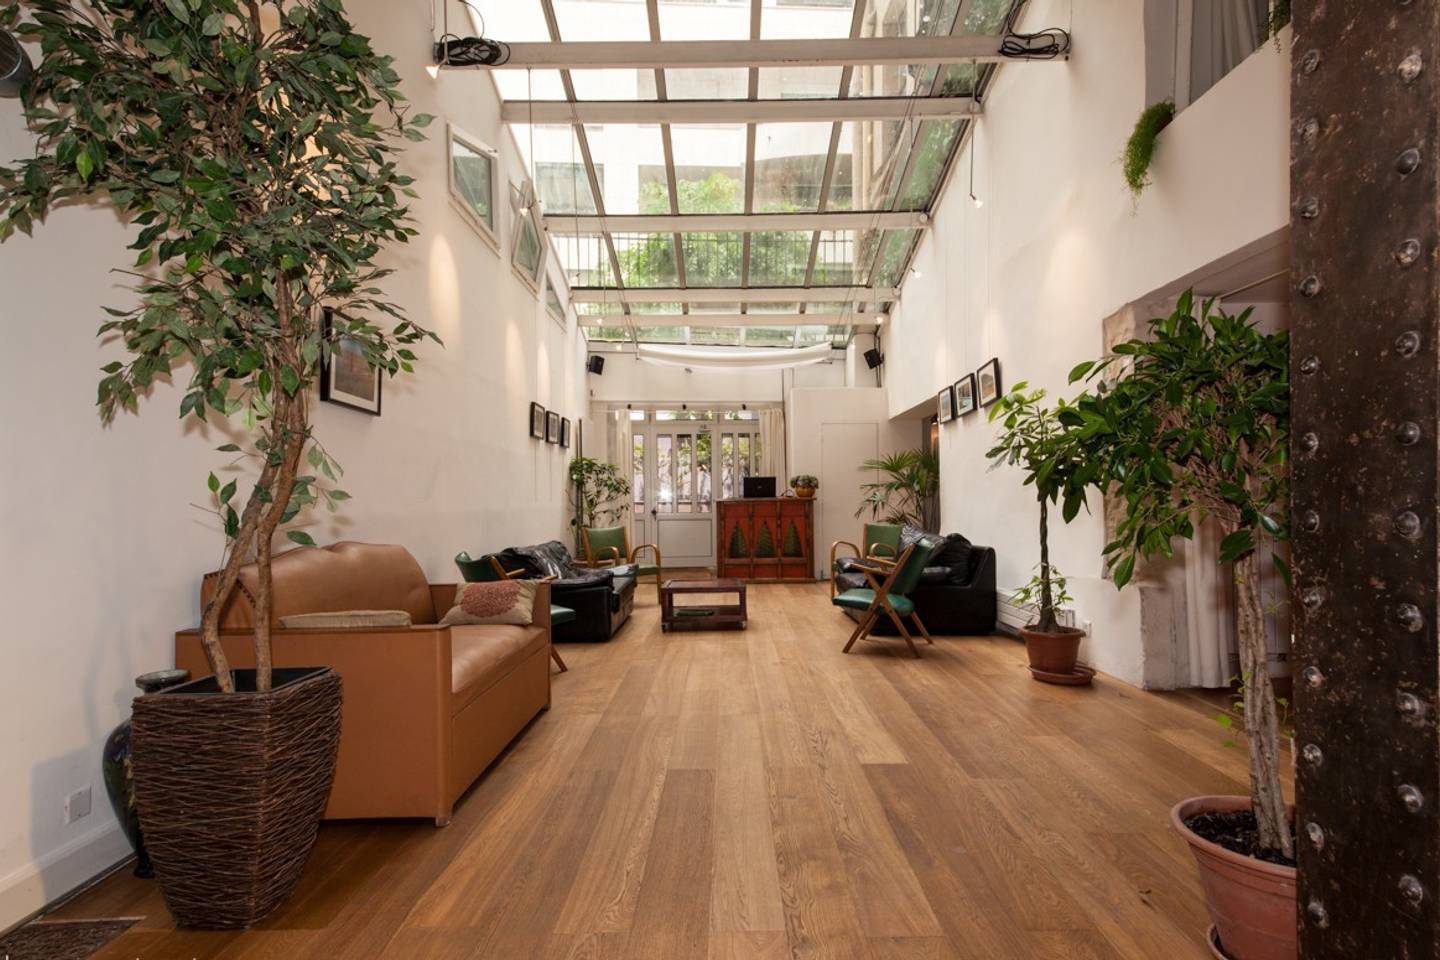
[834,544,935,659]
[580,526,664,604]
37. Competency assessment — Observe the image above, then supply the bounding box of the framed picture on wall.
[320,308,382,415]
[977,358,1003,407]
[955,373,978,417]
[546,410,561,444]
[560,417,572,448]
[529,402,546,439]
[937,384,956,423]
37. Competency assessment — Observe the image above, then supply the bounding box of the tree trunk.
[1233,544,1293,858]
[1036,496,1059,633]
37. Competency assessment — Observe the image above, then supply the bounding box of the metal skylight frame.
[480,0,1041,346]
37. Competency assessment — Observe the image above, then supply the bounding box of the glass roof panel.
[760,0,857,40]
[747,302,803,314]
[553,234,612,288]
[744,327,800,347]
[831,119,917,211]
[755,123,832,213]
[936,62,982,96]
[670,125,747,214]
[663,69,749,100]
[683,232,745,287]
[690,302,743,314]
[848,63,927,98]
[492,69,567,103]
[513,125,601,217]
[894,118,964,211]
[553,0,652,41]
[758,67,847,99]
[872,228,920,288]
[571,69,650,101]
[586,325,630,342]
[966,0,1014,35]
[689,326,743,346]
[467,2,550,44]
[860,0,962,39]
[812,230,864,285]
[633,325,687,343]
[658,0,750,41]
[614,233,681,287]
[632,301,684,314]
[795,324,837,346]
[583,124,667,215]
[576,301,624,316]
[750,232,812,286]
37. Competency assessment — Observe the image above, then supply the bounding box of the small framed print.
[529,402,546,439]
[937,384,956,423]
[546,410,561,444]
[320,308,382,415]
[560,417,572,448]
[955,373,977,417]
[977,358,1002,407]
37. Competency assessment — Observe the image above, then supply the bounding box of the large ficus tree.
[0,0,437,692]
[1062,291,1291,856]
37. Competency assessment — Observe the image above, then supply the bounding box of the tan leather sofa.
[174,541,552,826]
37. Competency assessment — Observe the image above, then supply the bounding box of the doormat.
[0,918,138,960]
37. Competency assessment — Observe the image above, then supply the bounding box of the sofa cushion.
[450,625,549,713]
[899,527,973,582]
[279,609,413,629]
[204,541,437,628]
[440,581,537,626]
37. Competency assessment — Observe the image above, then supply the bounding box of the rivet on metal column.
[1290,1,1440,955]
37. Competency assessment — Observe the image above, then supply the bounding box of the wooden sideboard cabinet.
[715,497,815,582]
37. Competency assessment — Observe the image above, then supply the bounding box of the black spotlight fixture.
[586,355,605,375]
[863,348,884,370]
[0,29,32,98]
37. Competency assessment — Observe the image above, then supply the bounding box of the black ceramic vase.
[103,669,190,878]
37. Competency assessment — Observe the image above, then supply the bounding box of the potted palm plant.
[855,449,940,530]
[0,0,434,928]
[1061,291,1292,959]
[986,384,1090,684]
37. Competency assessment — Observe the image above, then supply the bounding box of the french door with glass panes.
[630,410,763,571]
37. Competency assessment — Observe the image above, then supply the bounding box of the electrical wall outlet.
[64,786,92,825]
[1082,618,1093,638]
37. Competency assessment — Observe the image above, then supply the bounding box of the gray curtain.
[1190,0,1266,102]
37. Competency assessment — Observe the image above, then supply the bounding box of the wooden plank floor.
[58,583,1249,960]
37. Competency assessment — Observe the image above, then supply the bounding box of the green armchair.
[831,536,938,659]
[579,526,663,604]
[828,522,903,598]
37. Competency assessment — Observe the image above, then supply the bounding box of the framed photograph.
[955,373,978,417]
[977,358,1003,407]
[937,384,956,423]
[320,308,382,415]
[529,402,546,439]
[560,417,572,448]
[545,410,561,444]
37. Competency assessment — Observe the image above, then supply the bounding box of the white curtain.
[1183,516,1237,688]
[1189,0,1265,101]
[758,407,786,480]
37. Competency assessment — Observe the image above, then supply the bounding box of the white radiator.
[996,593,1077,636]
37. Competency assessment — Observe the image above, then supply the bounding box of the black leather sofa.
[834,527,997,635]
[497,540,635,643]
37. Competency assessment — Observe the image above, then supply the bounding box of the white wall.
[0,0,586,926]
[885,3,1291,685]
[788,388,917,578]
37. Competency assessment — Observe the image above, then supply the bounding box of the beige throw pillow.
[279,609,413,629]
[440,580,537,626]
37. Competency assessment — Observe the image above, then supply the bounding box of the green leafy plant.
[790,474,818,489]
[1266,0,1291,43]
[1061,290,1291,857]
[1123,100,1175,198]
[568,456,631,531]
[986,384,1078,633]
[0,0,435,692]
[855,449,940,530]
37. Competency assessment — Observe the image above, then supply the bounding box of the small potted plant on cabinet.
[0,0,434,928]
[986,384,1090,684]
[790,474,819,498]
[1061,291,1292,960]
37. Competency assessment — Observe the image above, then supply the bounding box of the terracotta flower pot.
[794,487,816,499]
[1019,625,1085,677]
[1171,796,1296,960]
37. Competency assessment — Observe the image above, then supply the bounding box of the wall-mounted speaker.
[863,348,884,370]
[586,355,605,375]
[0,30,32,99]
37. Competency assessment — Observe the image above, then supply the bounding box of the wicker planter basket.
[130,667,342,928]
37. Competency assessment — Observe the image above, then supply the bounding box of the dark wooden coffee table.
[660,578,748,632]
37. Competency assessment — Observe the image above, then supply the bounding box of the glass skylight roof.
[475,0,999,346]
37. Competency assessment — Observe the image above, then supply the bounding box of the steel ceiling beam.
[469,35,1049,70]
[569,286,899,305]
[547,211,927,233]
[499,96,983,125]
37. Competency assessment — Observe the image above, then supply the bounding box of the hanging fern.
[1267,0,1291,41]
[1123,100,1176,199]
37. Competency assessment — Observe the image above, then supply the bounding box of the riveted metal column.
[1290,2,1440,956]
